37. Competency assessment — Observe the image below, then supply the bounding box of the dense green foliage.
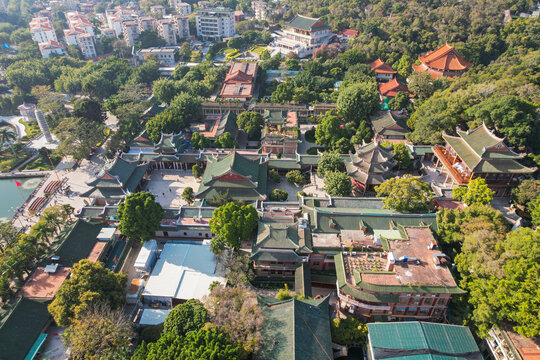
[163,300,209,339]
[209,203,258,253]
[285,170,307,185]
[331,317,368,345]
[133,327,239,360]
[512,180,540,207]
[337,81,379,124]
[323,171,352,197]
[214,132,239,149]
[376,176,434,212]
[237,111,263,140]
[269,188,288,201]
[191,132,211,150]
[452,178,495,206]
[317,152,346,178]
[47,260,127,327]
[117,192,164,242]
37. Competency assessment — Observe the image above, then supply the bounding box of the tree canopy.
[48,260,127,327]
[236,111,263,140]
[375,176,434,212]
[163,299,209,339]
[323,171,352,197]
[452,178,495,206]
[337,82,379,124]
[117,191,164,242]
[209,202,258,253]
[318,152,346,178]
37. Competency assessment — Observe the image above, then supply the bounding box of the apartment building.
[156,19,177,45]
[63,28,86,46]
[138,47,177,66]
[252,1,269,20]
[122,20,140,46]
[172,14,190,39]
[30,17,57,43]
[39,40,64,58]
[138,16,156,32]
[172,1,191,15]
[272,15,332,58]
[77,33,97,58]
[196,6,235,41]
[65,11,94,36]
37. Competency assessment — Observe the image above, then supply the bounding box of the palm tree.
[0,128,17,157]
[30,220,55,245]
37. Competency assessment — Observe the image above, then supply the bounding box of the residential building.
[346,141,396,192]
[157,18,177,45]
[412,43,473,78]
[370,111,409,142]
[258,297,334,360]
[150,5,166,17]
[369,58,397,81]
[484,324,540,360]
[30,17,57,43]
[77,32,97,58]
[172,0,192,15]
[65,11,94,36]
[172,14,190,39]
[220,62,258,102]
[142,241,226,306]
[335,225,463,321]
[367,322,482,360]
[196,151,268,202]
[260,110,301,155]
[122,20,140,46]
[337,29,359,42]
[39,40,64,58]
[196,6,235,41]
[252,0,269,20]
[378,78,411,98]
[432,123,537,196]
[234,10,244,22]
[272,15,332,58]
[100,27,116,37]
[138,16,156,32]
[64,27,86,46]
[108,16,124,37]
[80,156,149,204]
[138,47,177,66]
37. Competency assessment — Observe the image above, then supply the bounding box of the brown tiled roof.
[378,78,411,97]
[418,43,472,71]
[220,83,254,98]
[19,267,71,299]
[369,58,397,74]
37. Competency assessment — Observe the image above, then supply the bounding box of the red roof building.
[220,62,258,102]
[412,43,473,78]
[369,58,397,81]
[378,78,412,98]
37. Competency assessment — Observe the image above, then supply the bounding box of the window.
[407,308,417,314]
[313,262,320,266]
[198,233,202,236]
[394,307,406,314]
[183,232,187,236]
[437,298,448,306]
[419,308,430,315]
[423,298,433,306]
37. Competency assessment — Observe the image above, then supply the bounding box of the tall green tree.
[236,111,263,140]
[375,176,434,212]
[191,132,210,150]
[0,128,17,157]
[209,203,258,253]
[453,178,495,206]
[72,98,105,123]
[214,132,238,149]
[317,152,346,178]
[337,81,379,124]
[55,117,107,160]
[48,260,127,326]
[512,180,540,207]
[153,78,178,104]
[163,299,208,338]
[117,191,164,242]
[323,171,352,197]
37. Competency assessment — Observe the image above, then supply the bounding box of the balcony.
[338,293,391,311]
[432,146,471,185]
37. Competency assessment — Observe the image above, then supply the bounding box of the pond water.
[0,177,43,221]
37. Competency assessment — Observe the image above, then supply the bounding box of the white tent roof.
[139,308,170,326]
[142,241,226,301]
[134,240,158,269]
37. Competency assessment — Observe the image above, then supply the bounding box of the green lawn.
[20,120,41,140]
[0,145,33,172]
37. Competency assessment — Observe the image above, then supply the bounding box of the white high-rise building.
[252,1,269,21]
[157,19,177,45]
[77,33,97,58]
[138,16,156,32]
[122,20,140,46]
[172,1,191,15]
[38,40,64,58]
[196,6,235,41]
[30,17,57,43]
[172,15,190,39]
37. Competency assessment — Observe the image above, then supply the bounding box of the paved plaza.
[268,172,327,201]
[144,169,199,208]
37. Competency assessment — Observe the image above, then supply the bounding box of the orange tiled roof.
[378,78,411,97]
[418,43,472,71]
[369,58,397,74]
[224,70,254,83]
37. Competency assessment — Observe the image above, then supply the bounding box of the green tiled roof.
[294,262,312,298]
[250,250,303,262]
[45,219,106,267]
[251,221,312,260]
[258,297,333,360]
[154,133,184,154]
[0,298,51,360]
[367,322,482,360]
[370,111,409,137]
[286,15,330,31]
[84,157,147,198]
[215,112,238,139]
[196,151,268,201]
[443,124,536,174]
